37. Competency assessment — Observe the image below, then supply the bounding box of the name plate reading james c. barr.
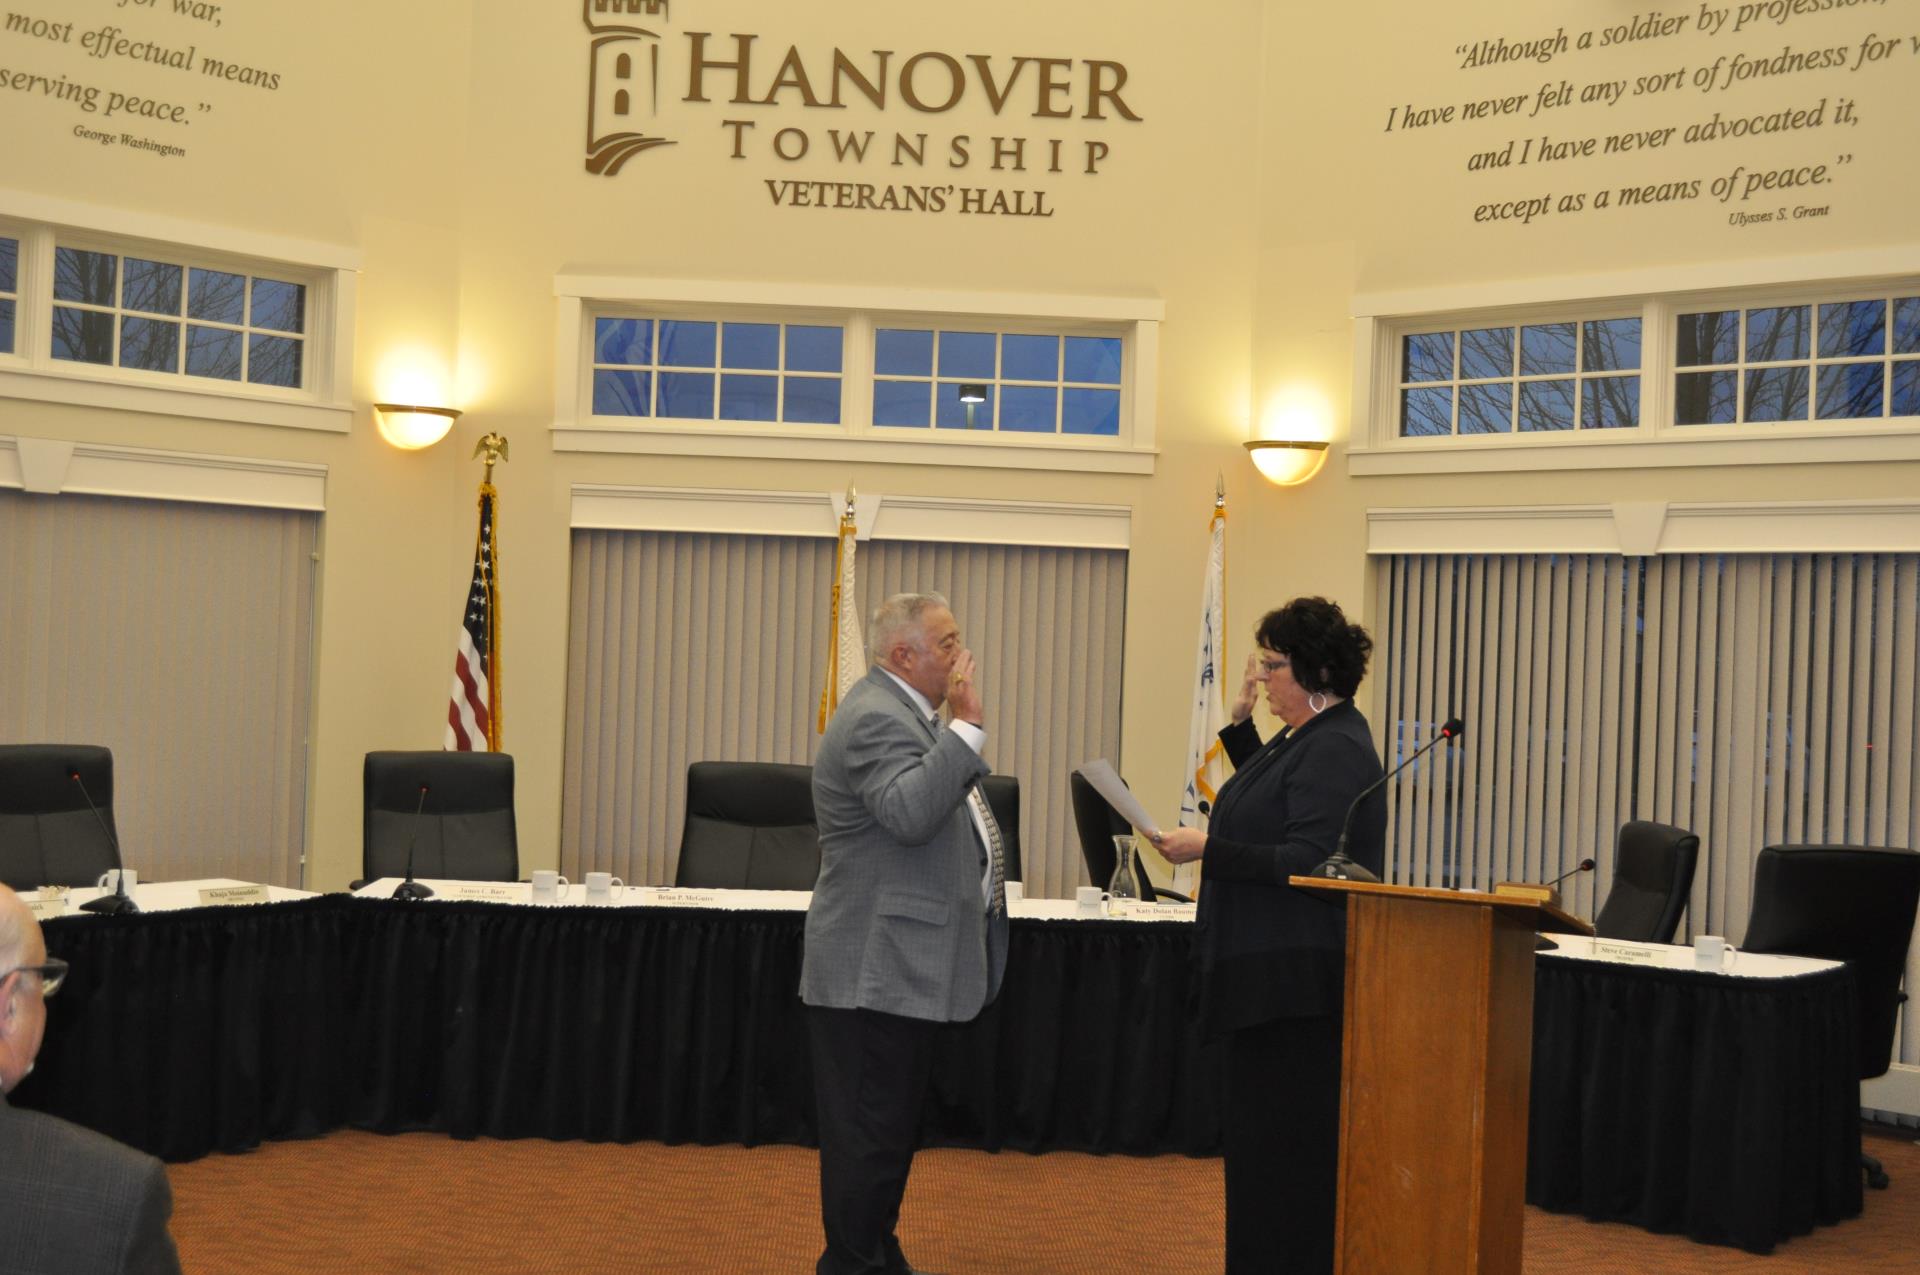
[438,882,523,903]
[640,888,722,909]
[198,884,271,907]
[1591,939,1664,965]
[27,896,69,921]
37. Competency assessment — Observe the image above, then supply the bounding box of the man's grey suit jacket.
[0,1094,182,1274]
[801,666,1008,1023]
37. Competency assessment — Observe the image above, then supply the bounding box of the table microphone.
[71,768,140,916]
[392,783,436,901]
[1308,717,1465,883]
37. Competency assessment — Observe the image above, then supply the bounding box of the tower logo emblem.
[583,0,677,175]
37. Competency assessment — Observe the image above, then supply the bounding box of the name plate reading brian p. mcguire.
[198,884,271,907]
[640,888,722,909]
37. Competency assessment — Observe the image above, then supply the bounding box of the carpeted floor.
[166,1125,1919,1273]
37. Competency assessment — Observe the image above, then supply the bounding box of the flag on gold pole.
[1174,479,1228,894]
[817,487,863,732]
[446,434,506,751]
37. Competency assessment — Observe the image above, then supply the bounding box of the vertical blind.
[1377,551,1920,1069]
[0,489,318,886]
[562,530,1128,898]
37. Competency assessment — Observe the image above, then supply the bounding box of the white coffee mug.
[585,871,624,901]
[1694,934,1737,968]
[531,869,570,901]
[1004,880,1024,904]
[96,868,138,893]
[1075,884,1106,916]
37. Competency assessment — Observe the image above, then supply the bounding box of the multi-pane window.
[1676,295,1920,425]
[872,328,1122,435]
[592,317,843,423]
[1399,319,1641,437]
[0,236,17,355]
[49,245,306,388]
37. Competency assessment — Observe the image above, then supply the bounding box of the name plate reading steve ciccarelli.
[198,884,271,907]
[640,888,722,909]
[1591,939,1664,966]
[27,896,69,921]
[441,882,523,903]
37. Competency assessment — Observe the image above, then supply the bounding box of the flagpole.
[818,484,858,733]
[478,434,507,750]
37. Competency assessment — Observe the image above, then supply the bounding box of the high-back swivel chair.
[362,751,518,885]
[0,744,123,889]
[674,761,821,890]
[1742,842,1920,1189]
[1592,820,1700,943]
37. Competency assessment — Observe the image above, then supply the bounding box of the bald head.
[1,889,50,1093]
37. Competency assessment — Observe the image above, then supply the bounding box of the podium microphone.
[71,768,139,916]
[1544,858,1596,891]
[392,783,436,901]
[1308,717,1466,884]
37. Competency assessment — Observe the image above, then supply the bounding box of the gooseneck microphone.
[72,768,140,916]
[1544,858,1597,891]
[1308,717,1466,884]
[392,783,436,901]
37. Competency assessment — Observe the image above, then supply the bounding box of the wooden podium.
[1291,878,1591,1275]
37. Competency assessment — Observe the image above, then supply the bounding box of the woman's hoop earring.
[1308,692,1329,714]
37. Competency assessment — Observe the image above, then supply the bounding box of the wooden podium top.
[1290,875,1594,936]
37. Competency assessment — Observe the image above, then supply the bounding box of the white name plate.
[440,882,524,903]
[1106,899,1195,921]
[198,884,271,907]
[1591,939,1664,965]
[640,888,722,909]
[27,896,69,921]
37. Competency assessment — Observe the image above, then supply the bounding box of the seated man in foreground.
[0,888,183,1274]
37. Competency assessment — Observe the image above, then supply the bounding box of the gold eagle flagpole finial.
[474,433,509,484]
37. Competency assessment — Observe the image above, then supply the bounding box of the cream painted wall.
[1249,0,1920,699]
[3,0,1914,887]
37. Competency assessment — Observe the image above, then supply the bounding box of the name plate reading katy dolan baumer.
[1591,939,1664,965]
[640,888,722,909]
[27,896,69,921]
[440,882,524,903]
[1105,899,1197,922]
[198,884,271,907]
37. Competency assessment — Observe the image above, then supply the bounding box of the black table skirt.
[26,897,1224,1162]
[1527,955,1863,1253]
[22,897,1862,1253]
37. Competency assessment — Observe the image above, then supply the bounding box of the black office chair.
[361,751,518,885]
[980,774,1023,885]
[0,744,123,890]
[1592,820,1700,943]
[1742,843,1920,1190]
[1068,770,1189,902]
[674,761,821,890]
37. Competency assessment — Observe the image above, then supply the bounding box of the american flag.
[445,483,500,750]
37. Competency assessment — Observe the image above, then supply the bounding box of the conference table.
[16,879,1862,1254]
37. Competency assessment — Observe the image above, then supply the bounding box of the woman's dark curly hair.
[1255,597,1373,699]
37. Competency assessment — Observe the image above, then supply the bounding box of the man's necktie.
[970,787,1006,914]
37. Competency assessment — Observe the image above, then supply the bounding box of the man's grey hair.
[868,592,950,664]
[0,896,28,983]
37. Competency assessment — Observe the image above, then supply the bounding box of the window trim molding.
[1366,497,1920,557]
[0,433,327,512]
[570,483,1132,550]
[552,277,1160,474]
[0,190,357,432]
[1349,246,1920,477]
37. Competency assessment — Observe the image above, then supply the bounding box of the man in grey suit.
[802,592,1009,1275]
[1,888,183,1275]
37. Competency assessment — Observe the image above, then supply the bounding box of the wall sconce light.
[1244,439,1330,487]
[374,403,461,451]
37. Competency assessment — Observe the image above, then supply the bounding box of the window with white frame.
[556,280,1161,473]
[1356,269,1920,473]
[0,209,353,432]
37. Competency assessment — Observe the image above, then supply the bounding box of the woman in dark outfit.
[1152,596,1386,1275]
